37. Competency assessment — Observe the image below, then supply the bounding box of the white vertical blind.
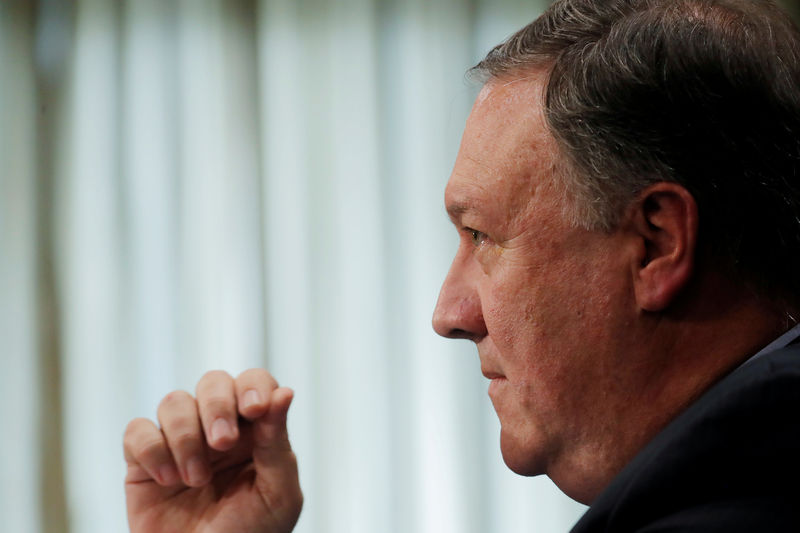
[175,0,265,380]
[54,2,128,532]
[0,4,40,533]
[380,2,485,532]
[121,0,180,412]
[0,1,587,532]
[257,2,320,532]
[317,1,395,531]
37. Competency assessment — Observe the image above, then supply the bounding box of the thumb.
[252,387,303,525]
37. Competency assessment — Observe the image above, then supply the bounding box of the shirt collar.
[736,321,800,371]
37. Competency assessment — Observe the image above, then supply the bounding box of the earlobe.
[630,183,698,312]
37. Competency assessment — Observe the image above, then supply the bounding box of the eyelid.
[463,226,488,247]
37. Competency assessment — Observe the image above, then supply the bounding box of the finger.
[196,370,239,451]
[235,368,279,420]
[157,390,210,487]
[256,387,294,444]
[123,417,181,486]
[252,387,303,521]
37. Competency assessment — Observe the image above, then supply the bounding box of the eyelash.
[465,227,487,247]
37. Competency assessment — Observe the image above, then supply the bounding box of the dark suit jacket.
[570,345,800,532]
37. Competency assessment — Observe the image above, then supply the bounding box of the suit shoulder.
[571,346,800,533]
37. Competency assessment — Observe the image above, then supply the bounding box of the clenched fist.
[123,369,302,533]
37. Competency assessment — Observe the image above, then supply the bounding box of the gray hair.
[472,0,800,307]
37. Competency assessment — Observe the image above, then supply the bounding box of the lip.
[487,376,507,398]
[481,368,504,380]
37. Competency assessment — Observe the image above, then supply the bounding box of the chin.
[499,428,600,504]
[499,427,547,477]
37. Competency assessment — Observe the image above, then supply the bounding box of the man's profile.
[123,0,800,531]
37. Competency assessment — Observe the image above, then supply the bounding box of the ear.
[628,183,698,312]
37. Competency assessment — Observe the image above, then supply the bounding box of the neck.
[555,274,789,504]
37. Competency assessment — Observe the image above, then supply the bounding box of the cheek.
[483,265,578,343]
[482,281,532,353]
[481,277,556,386]
[481,263,609,388]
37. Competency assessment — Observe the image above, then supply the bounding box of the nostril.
[432,297,487,340]
[448,328,474,340]
[432,315,465,340]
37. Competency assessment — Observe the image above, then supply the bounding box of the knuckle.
[165,412,199,433]
[123,417,151,439]
[237,367,267,380]
[265,484,302,516]
[285,450,298,466]
[196,370,234,399]
[170,430,201,453]
[198,369,231,387]
[158,390,193,411]
[123,418,152,450]
[122,421,166,464]
[202,396,234,416]
[136,437,167,462]
[237,368,278,389]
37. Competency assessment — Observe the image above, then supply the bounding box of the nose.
[432,254,487,341]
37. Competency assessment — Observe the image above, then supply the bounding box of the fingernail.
[158,463,179,485]
[242,389,261,409]
[186,457,209,486]
[211,418,233,443]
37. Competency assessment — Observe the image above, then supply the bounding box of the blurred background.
[2,1,798,532]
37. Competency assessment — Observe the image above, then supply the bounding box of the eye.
[466,227,487,247]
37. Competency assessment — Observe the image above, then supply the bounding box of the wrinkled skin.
[123,369,302,533]
[432,74,639,501]
[432,72,787,504]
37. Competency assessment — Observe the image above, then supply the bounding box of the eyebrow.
[446,202,474,223]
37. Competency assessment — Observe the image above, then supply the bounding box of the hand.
[123,369,302,533]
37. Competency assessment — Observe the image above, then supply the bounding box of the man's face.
[433,74,636,495]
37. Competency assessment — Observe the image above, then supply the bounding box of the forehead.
[445,73,561,223]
